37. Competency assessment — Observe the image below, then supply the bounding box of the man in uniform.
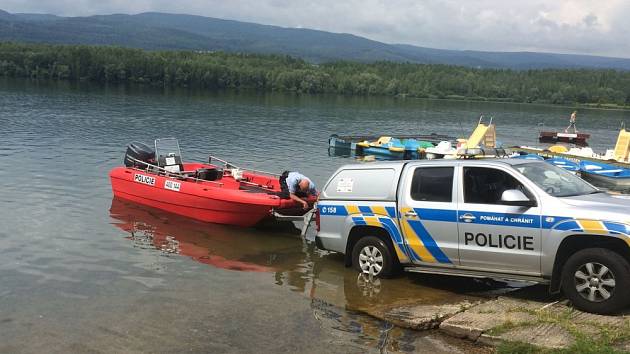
[279,171,317,209]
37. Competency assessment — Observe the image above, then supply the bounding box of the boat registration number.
[164,180,181,192]
[134,173,156,186]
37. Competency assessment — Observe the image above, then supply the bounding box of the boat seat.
[376,136,392,145]
[195,168,223,181]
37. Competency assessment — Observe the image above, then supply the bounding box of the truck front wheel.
[561,248,630,314]
[352,236,399,278]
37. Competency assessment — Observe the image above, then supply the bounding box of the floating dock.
[538,131,590,146]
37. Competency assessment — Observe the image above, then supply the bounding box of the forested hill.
[1,42,629,108]
[1,10,630,70]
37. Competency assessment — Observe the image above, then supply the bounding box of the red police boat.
[109,138,315,227]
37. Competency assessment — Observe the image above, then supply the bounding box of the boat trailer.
[272,207,317,236]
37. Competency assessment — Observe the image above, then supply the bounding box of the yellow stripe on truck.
[576,220,608,235]
[356,215,409,263]
[346,205,360,215]
[401,219,437,263]
[370,206,388,216]
[362,216,382,228]
[394,245,409,262]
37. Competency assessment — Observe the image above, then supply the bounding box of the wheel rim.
[574,262,616,303]
[358,246,384,276]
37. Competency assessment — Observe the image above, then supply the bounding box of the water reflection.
[109,198,494,352]
[110,198,291,273]
[109,198,494,307]
[110,198,336,296]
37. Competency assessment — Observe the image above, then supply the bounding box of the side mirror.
[501,189,536,207]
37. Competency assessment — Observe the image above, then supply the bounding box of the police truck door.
[457,165,542,275]
[399,164,459,266]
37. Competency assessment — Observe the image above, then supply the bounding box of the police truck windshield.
[514,162,598,197]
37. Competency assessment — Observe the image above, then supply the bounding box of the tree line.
[1,42,629,107]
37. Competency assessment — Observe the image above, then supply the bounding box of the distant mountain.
[1,10,630,70]
[0,9,15,21]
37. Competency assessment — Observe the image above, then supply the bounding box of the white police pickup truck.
[315,159,630,314]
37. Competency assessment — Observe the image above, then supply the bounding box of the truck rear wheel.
[352,236,399,278]
[561,248,630,314]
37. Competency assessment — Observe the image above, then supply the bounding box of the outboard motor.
[195,168,223,181]
[124,142,155,169]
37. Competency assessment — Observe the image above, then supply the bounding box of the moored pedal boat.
[512,153,582,174]
[546,157,580,173]
[425,116,498,159]
[109,138,315,227]
[356,136,433,159]
[579,160,630,188]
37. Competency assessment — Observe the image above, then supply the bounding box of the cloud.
[1,0,629,58]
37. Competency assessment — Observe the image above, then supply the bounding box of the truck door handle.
[404,210,418,218]
[459,213,476,223]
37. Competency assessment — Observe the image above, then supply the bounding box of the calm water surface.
[1,79,628,353]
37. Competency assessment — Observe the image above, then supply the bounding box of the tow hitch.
[271,203,317,236]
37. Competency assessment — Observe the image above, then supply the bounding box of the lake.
[0,78,627,353]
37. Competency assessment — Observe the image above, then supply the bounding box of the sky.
[1,0,629,58]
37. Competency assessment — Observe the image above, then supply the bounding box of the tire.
[351,236,400,278]
[560,248,630,314]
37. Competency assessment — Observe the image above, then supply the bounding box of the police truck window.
[464,167,525,204]
[410,167,454,202]
[514,162,597,197]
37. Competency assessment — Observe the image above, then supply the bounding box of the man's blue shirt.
[286,172,316,194]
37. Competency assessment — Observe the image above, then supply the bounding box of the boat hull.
[328,134,354,150]
[361,146,405,157]
[546,157,580,172]
[110,166,310,227]
[580,172,630,188]
[579,160,630,188]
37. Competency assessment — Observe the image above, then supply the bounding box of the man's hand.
[290,193,310,210]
